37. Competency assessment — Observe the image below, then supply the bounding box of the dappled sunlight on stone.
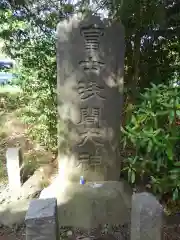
[39,155,75,203]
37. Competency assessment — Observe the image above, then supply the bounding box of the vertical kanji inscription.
[57,14,125,181]
[79,24,105,73]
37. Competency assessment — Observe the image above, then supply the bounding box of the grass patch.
[164,199,180,215]
[21,158,40,183]
[0,85,22,111]
[0,85,21,94]
[0,113,8,182]
[0,161,7,183]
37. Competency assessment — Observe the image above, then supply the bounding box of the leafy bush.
[122,83,180,201]
[16,36,57,152]
[0,6,58,152]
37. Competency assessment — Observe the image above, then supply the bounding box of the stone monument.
[57,13,125,181]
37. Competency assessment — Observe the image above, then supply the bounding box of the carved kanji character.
[79,24,105,73]
[79,107,100,128]
[80,24,104,52]
[78,151,102,168]
[77,81,105,100]
[77,107,104,146]
[79,57,104,72]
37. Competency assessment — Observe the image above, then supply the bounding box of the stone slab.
[0,199,29,227]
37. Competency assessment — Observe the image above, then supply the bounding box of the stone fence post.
[131,192,163,240]
[6,147,23,192]
[25,198,59,240]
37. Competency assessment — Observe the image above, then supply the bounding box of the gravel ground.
[0,223,180,240]
[0,224,25,240]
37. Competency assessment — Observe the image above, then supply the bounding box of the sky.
[71,0,109,18]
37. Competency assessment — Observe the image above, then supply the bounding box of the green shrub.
[122,83,180,201]
[15,36,57,152]
[0,89,22,111]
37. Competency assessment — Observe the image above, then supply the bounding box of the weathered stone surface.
[55,181,132,229]
[0,167,54,227]
[57,13,125,181]
[25,198,58,240]
[6,147,23,192]
[130,192,163,240]
[0,199,29,227]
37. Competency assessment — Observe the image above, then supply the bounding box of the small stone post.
[25,198,58,240]
[131,192,163,240]
[6,147,22,192]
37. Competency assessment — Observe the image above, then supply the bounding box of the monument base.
[55,181,132,229]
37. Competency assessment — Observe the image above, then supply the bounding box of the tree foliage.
[122,84,180,200]
[0,0,73,150]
